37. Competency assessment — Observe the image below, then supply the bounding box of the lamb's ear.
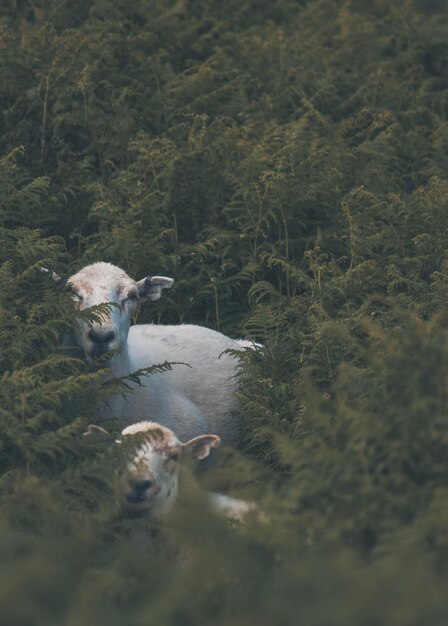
[40,267,65,285]
[136,275,174,301]
[83,424,111,437]
[182,434,221,460]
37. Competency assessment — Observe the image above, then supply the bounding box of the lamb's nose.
[88,329,115,344]
[134,479,153,494]
[126,478,154,503]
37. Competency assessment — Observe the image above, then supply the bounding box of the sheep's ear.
[183,434,221,460]
[40,267,65,285]
[136,275,174,301]
[83,424,111,437]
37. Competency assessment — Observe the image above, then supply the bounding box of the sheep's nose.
[88,329,115,345]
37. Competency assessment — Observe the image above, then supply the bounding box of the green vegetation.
[2,0,448,623]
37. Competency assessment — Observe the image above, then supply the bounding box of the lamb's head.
[86,421,220,517]
[66,262,173,361]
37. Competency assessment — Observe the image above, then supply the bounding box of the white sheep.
[85,421,255,522]
[48,261,254,445]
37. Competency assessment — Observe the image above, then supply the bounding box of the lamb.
[85,421,255,522]
[47,261,252,445]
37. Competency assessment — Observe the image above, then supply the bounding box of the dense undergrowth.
[2,0,448,624]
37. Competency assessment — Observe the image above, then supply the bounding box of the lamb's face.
[85,421,221,518]
[67,262,173,362]
[120,422,182,517]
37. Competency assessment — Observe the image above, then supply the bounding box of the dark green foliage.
[2,0,448,623]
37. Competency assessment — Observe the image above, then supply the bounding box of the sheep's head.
[86,421,220,517]
[65,263,173,361]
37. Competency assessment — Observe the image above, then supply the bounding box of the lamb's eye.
[167,451,180,462]
[127,292,139,302]
[72,292,83,302]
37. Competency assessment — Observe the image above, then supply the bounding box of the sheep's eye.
[167,451,180,462]
[127,292,139,302]
[71,291,83,302]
